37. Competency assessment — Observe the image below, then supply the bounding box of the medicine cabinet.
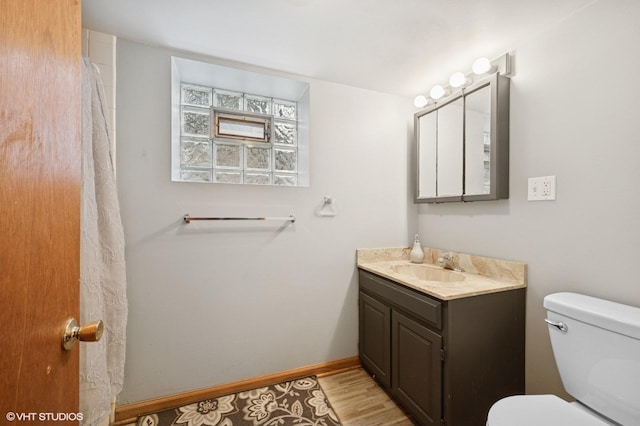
[415,73,510,203]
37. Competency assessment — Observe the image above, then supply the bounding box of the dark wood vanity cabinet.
[358,270,525,426]
[359,292,391,387]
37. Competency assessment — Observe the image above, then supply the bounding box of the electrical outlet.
[528,176,556,201]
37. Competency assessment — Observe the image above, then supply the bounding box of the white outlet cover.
[528,176,556,201]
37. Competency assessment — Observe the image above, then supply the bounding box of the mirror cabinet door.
[464,85,491,195]
[436,97,463,198]
[417,111,437,199]
[414,73,508,204]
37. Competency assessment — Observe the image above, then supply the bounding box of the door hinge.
[440,418,446,426]
[440,348,446,362]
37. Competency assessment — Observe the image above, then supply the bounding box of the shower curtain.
[80,57,128,426]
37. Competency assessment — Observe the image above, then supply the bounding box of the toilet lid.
[487,395,613,426]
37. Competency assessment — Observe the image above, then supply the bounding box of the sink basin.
[389,264,466,282]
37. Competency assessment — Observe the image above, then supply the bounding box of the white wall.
[115,39,415,404]
[418,0,640,397]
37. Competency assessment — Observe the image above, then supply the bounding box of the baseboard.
[113,356,360,425]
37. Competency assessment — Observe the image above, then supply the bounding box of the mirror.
[417,109,437,198]
[414,73,509,203]
[464,85,491,195]
[416,94,464,201]
[437,97,463,198]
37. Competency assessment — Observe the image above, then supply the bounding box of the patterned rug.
[136,376,342,426]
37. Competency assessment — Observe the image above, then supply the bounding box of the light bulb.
[414,95,429,108]
[449,71,469,88]
[429,85,446,100]
[472,57,493,75]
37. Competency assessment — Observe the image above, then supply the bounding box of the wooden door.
[0,0,82,419]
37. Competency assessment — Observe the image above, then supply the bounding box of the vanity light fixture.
[414,94,429,108]
[413,53,512,109]
[472,57,497,75]
[449,71,471,88]
[429,84,448,100]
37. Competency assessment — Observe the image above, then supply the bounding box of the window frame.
[212,108,274,146]
[171,56,310,186]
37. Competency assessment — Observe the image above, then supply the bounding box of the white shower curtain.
[80,57,128,426]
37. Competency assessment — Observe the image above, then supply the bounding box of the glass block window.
[181,107,210,137]
[178,83,298,186]
[182,84,212,107]
[181,138,212,168]
[214,89,243,110]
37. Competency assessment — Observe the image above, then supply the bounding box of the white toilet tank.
[544,292,640,426]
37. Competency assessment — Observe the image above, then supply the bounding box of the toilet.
[487,292,640,426]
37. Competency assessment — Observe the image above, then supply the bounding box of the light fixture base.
[494,52,513,77]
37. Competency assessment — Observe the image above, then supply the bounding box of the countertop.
[357,247,527,301]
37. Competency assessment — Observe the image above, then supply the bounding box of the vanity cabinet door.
[391,311,442,426]
[359,292,391,388]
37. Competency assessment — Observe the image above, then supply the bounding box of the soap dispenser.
[410,234,425,264]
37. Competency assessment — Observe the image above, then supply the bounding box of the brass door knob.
[63,318,104,350]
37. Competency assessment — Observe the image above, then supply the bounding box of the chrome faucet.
[437,252,463,272]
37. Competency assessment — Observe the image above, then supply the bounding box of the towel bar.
[183,214,295,223]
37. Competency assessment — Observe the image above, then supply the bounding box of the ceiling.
[82,0,596,98]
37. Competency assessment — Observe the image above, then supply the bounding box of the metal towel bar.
[183,214,295,223]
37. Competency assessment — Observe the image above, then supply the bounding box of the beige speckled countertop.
[357,247,527,301]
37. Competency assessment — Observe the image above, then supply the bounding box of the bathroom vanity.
[357,248,526,426]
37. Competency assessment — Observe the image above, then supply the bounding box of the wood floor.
[318,368,415,425]
[123,367,414,426]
